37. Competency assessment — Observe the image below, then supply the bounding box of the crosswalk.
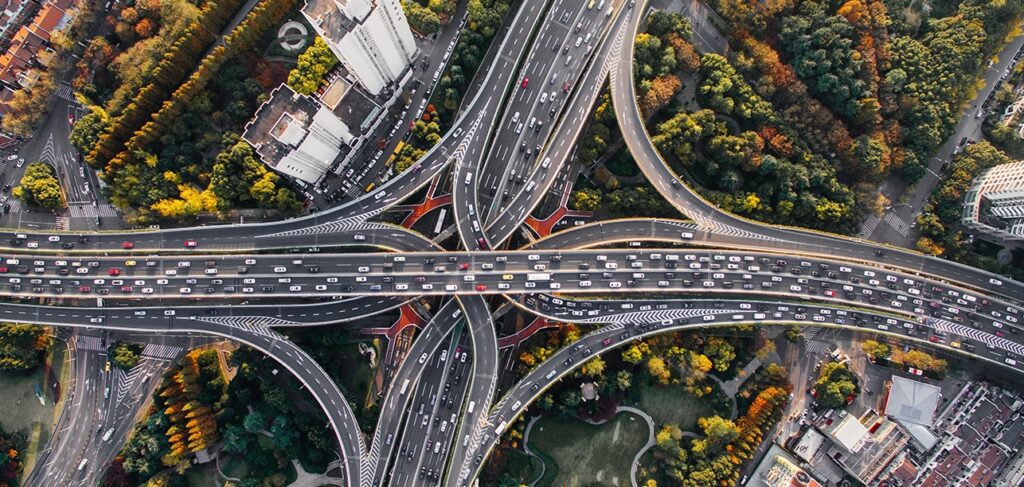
[881,211,912,238]
[75,335,106,351]
[805,340,831,354]
[142,343,182,360]
[55,84,74,102]
[68,205,119,218]
[858,214,881,238]
[54,216,69,230]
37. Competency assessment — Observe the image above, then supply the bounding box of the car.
[108,268,120,276]
[184,240,197,248]
[563,82,570,92]
[47,235,59,242]
[520,77,529,88]
[27,242,38,248]
[121,241,134,249]
[475,284,487,291]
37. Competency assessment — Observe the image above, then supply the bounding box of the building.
[242,84,356,185]
[817,409,910,485]
[302,0,417,96]
[882,376,942,451]
[962,160,1024,244]
[747,444,824,487]
[0,0,73,115]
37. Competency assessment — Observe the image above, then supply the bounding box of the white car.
[141,288,154,294]
[274,266,287,273]
[609,281,622,288]
[245,259,257,265]
[27,242,38,248]
[289,285,301,292]
[47,236,60,242]
[179,287,192,294]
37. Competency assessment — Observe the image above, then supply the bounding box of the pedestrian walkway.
[142,343,182,360]
[858,214,881,238]
[881,211,912,238]
[54,84,74,102]
[68,205,119,218]
[75,335,106,351]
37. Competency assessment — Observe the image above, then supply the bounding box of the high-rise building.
[302,0,418,95]
[962,161,1024,243]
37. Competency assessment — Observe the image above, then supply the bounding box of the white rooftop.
[885,376,941,426]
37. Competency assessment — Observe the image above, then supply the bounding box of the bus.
[399,378,410,395]
[526,273,551,282]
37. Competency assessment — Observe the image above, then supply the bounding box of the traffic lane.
[8,248,1020,332]
[454,0,590,248]
[367,300,464,486]
[484,6,631,244]
[445,296,499,487]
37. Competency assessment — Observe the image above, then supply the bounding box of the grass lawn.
[503,448,543,484]
[528,412,648,487]
[635,382,721,431]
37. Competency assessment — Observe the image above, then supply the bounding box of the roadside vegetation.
[629,0,1023,233]
[70,0,303,225]
[102,345,336,487]
[13,163,63,209]
[487,326,787,486]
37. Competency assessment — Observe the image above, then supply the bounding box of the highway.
[16,0,1024,484]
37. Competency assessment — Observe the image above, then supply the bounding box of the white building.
[303,0,418,96]
[242,85,356,185]
[962,161,1024,243]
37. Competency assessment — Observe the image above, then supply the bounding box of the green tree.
[286,37,339,95]
[861,340,891,361]
[0,324,47,371]
[814,362,859,408]
[108,341,143,370]
[403,2,441,34]
[13,163,64,208]
[570,188,602,211]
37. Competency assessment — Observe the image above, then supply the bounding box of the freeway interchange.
[13,0,1024,485]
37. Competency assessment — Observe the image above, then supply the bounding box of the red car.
[120,286,133,293]
[79,286,91,293]
[108,268,121,276]
[521,77,529,88]
[475,284,487,291]
[184,240,197,248]
[562,82,570,92]
[121,241,134,249]
[0,266,8,273]
[458,263,470,270]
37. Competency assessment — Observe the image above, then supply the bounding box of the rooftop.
[885,376,941,426]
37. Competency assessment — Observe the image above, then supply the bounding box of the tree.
[286,37,339,95]
[570,188,602,211]
[647,356,672,384]
[814,362,858,408]
[580,356,605,377]
[108,341,143,370]
[1,72,55,137]
[861,340,891,361]
[243,409,265,433]
[70,107,110,155]
[784,326,801,343]
[615,370,633,391]
[0,324,47,371]
[13,163,63,209]
[404,1,441,34]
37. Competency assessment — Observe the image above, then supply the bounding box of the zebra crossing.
[5,199,21,214]
[68,204,119,218]
[54,84,74,102]
[858,214,881,238]
[881,211,912,238]
[142,343,182,360]
[805,340,831,354]
[54,216,69,230]
[75,335,106,351]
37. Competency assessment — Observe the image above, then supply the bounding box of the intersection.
[9,0,1024,486]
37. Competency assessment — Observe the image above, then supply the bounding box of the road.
[17,0,1024,485]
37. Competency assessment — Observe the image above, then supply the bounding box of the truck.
[526,273,551,282]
